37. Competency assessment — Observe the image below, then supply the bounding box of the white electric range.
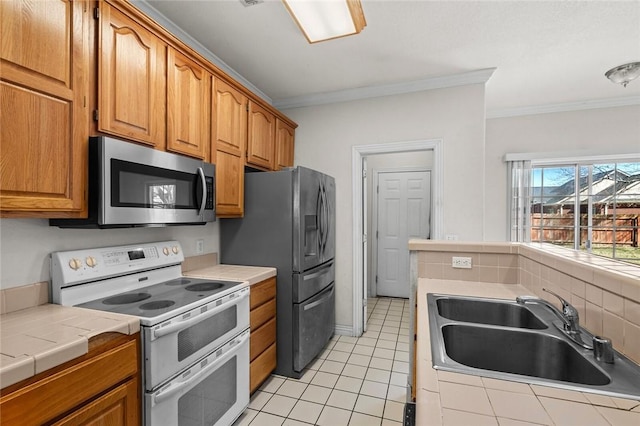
[50,241,250,426]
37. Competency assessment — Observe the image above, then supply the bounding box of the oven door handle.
[152,287,248,339]
[153,330,249,406]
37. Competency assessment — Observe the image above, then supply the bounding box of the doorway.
[351,139,443,337]
[373,169,431,298]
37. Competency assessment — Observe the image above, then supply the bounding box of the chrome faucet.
[516,288,581,336]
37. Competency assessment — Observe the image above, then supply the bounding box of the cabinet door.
[247,101,276,170]
[213,79,247,157]
[98,1,166,147]
[51,379,139,426]
[167,47,210,159]
[275,119,295,170]
[215,150,244,217]
[213,79,247,217]
[0,0,88,214]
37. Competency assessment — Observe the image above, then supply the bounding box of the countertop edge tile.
[185,264,277,285]
[34,337,88,374]
[0,354,35,389]
[0,304,139,390]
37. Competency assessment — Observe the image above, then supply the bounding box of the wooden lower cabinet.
[0,333,140,426]
[51,379,138,426]
[249,277,277,394]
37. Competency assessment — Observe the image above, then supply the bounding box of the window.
[508,156,640,265]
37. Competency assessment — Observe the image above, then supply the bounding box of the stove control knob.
[85,256,97,268]
[172,246,179,254]
[163,247,170,256]
[68,258,82,270]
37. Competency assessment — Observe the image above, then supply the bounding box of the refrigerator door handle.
[322,185,329,260]
[316,184,325,259]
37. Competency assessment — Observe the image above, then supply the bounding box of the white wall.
[0,219,219,289]
[285,85,486,328]
[485,105,640,241]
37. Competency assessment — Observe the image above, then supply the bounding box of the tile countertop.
[184,264,276,285]
[0,305,139,390]
[0,264,274,390]
[416,279,640,426]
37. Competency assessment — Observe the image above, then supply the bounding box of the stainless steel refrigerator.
[221,166,336,378]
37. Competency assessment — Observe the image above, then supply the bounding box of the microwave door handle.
[197,167,206,218]
[153,331,249,405]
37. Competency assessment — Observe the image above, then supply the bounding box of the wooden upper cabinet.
[247,101,276,170]
[0,0,88,214]
[167,47,210,159]
[213,79,247,217]
[275,119,295,170]
[213,79,247,157]
[98,2,166,147]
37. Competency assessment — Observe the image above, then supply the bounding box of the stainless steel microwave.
[51,136,215,228]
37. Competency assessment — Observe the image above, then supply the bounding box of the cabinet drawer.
[250,317,276,361]
[250,343,276,394]
[250,297,276,331]
[250,277,276,310]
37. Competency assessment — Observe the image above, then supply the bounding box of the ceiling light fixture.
[282,0,366,43]
[605,62,640,87]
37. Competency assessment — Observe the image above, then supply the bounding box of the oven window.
[111,159,196,209]
[177,306,237,361]
[178,357,237,426]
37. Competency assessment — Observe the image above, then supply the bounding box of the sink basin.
[428,293,640,399]
[442,324,610,385]
[436,297,546,329]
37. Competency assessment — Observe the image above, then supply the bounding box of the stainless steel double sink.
[428,294,640,399]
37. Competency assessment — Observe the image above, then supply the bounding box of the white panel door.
[377,170,431,298]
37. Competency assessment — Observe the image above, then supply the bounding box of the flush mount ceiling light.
[605,62,640,87]
[282,0,367,43]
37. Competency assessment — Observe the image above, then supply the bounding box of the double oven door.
[146,329,249,426]
[142,286,250,425]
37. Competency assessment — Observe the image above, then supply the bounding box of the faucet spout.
[516,288,580,335]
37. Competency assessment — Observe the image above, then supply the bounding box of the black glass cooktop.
[76,277,242,319]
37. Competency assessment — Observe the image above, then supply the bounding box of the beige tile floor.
[234,297,410,426]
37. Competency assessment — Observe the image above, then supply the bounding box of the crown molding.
[487,96,640,119]
[273,68,497,110]
[130,0,272,104]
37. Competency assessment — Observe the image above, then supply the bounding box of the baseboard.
[334,324,355,336]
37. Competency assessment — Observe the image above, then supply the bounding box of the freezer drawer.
[293,283,335,372]
[293,261,334,304]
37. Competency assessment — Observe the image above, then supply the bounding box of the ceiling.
[142,0,640,116]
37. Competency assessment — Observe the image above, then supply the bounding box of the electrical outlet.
[445,234,459,241]
[196,239,204,254]
[452,256,472,269]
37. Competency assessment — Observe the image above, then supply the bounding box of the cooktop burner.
[140,300,175,310]
[103,292,151,305]
[76,277,243,320]
[165,278,193,286]
[185,282,225,292]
